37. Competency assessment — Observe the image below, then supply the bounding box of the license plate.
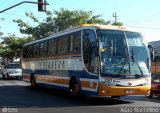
[126,90,134,94]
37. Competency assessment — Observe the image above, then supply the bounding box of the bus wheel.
[145,91,153,98]
[30,75,36,88]
[71,79,80,97]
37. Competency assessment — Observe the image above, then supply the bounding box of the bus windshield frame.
[97,29,150,79]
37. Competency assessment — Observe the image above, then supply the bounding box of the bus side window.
[28,45,33,57]
[71,31,81,53]
[48,39,57,56]
[33,43,40,57]
[40,41,48,56]
[58,36,69,54]
[83,29,97,74]
[23,46,28,58]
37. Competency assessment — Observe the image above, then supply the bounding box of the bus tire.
[71,79,81,97]
[30,74,37,88]
[145,91,153,98]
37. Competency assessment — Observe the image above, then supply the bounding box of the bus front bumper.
[98,83,151,97]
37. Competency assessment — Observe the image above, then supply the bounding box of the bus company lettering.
[37,60,65,70]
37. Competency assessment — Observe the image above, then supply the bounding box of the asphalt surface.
[0,75,160,113]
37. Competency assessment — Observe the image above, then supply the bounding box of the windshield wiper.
[116,49,129,75]
[130,48,143,77]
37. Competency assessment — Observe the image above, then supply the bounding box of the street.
[0,74,160,113]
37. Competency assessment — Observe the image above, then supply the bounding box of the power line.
[126,25,160,29]
[2,12,29,18]
[126,12,160,24]
[63,0,80,8]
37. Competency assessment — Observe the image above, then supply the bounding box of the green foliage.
[54,8,109,31]
[0,27,3,36]
[13,8,110,40]
[0,43,5,56]
[112,22,123,26]
[0,34,34,61]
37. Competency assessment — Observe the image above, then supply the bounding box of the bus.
[22,24,151,97]
[148,41,160,75]
[146,41,160,98]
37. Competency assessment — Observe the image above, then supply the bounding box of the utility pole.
[113,12,118,23]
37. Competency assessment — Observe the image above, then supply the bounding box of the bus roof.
[23,24,141,46]
[80,24,140,32]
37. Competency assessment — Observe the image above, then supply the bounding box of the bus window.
[70,31,81,53]
[23,46,28,58]
[33,43,40,57]
[28,45,33,57]
[58,36,69,54]
[83,29,97,74]
[48,39,57,56]
[40,41,48,56]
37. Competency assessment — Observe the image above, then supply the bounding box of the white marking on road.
[16,82,29,86]
[0,80,30,86]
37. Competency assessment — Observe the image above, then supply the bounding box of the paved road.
[0,75,160,113]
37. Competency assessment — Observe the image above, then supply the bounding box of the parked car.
[145,74,160,98]
[1,63,22,79]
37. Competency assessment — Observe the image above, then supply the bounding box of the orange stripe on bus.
[36,76,62,84]
[81,81,90,88]
[62,79,69,85]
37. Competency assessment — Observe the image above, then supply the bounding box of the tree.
[14,8,110,40]
[0,31,3,36]
[112,22,123,26]
[0,43,5,58]
[54,9,109,31]
[0,34,34,64]
[0,27,3,36]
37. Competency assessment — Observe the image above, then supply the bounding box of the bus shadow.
[0,84,134,108]
[29,86,134,107]
[83,97,134,106]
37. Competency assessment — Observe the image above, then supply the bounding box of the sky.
[0,0,160,42]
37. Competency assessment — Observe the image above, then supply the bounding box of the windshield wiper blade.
[130,48,144,76]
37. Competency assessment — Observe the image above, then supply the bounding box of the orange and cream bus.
[22,24,151,97]
[148,41,160,75]
[146,41,160,98]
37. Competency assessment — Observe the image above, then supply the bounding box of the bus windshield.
[98,29,150,78]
